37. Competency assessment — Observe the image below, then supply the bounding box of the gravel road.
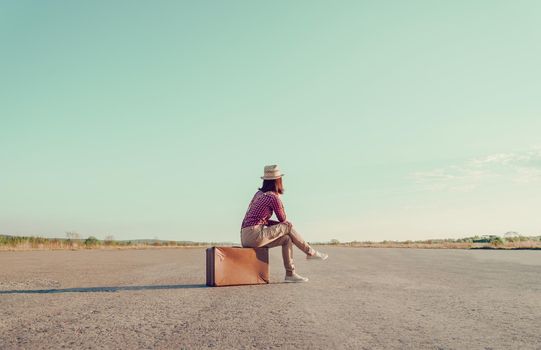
[1,247,540,349]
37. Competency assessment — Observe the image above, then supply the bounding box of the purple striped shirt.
[241,190,287,229]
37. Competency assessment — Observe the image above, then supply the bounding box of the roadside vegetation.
[315,234,541,249]
[0,232,227,251]
[1,232,539,251]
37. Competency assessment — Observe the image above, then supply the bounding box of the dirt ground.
[1,247,540,349]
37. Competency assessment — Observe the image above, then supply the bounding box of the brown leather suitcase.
[206,247,269,287]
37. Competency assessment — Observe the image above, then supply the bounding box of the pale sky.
[1,1,540,242]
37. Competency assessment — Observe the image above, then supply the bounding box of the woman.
[240,165,328,283]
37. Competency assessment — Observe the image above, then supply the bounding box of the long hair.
[259,177,284,194]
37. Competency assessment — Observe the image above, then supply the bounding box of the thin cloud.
[471,149,541,166]
[412,147,541,191]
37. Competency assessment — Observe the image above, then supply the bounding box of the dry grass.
[317,241,541,249]
[2,235,540,251]
[0,243,213,252]
[312,234,541,249]
[0,235,222,251]
[332,242,475,249]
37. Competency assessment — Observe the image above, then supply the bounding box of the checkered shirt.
[241,190,287,229]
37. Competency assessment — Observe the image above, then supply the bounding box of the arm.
[270,194,287,223]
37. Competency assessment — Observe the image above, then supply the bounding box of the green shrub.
[84,236,100,247]
[490,236,505,246]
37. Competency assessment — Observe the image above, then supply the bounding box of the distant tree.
[491,236,505,246]
[504,231,520,239]
[66,231,80,240]
[329,239,340,245]
[104,235,114,245]
[84,236,100,247]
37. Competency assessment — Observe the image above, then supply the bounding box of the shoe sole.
[284,279,309,283]
[306,256,328,261]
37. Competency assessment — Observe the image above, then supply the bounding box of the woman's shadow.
[0,284,207,294]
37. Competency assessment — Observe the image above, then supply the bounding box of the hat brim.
[260,174,284,180]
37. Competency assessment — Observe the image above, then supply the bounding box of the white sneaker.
[284,272,309,283]
[306,251,328,260]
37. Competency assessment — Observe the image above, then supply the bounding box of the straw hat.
[261,165,284,180]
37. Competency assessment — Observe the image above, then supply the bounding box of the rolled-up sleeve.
[270,195,287,222]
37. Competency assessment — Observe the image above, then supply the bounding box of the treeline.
[319,234,541,248]
[0,234,225,250]
[2,233,540,250]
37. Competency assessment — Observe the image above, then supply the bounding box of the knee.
[282,235,292,246]
[281,222,293,234]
